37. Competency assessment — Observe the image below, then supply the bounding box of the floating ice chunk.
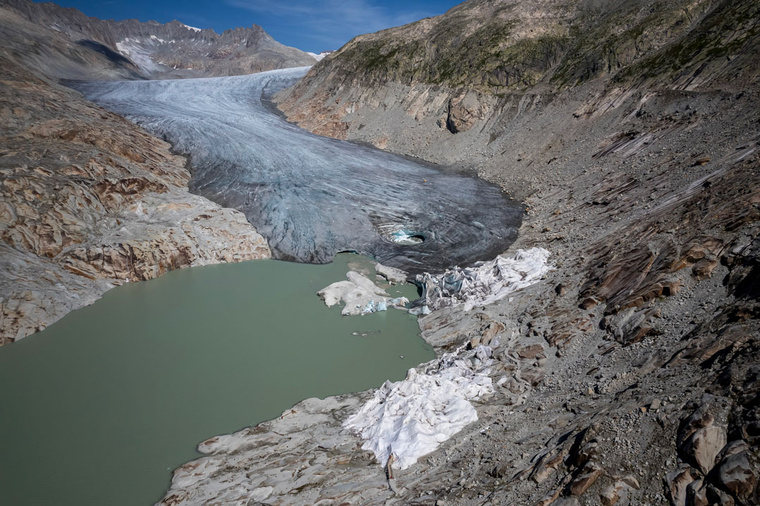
[375,262,408,284]
[344,345,493,470]
[388,297,409,308]
[361,300,384,315]
[317,280,355,307]
[318,271,389,316]
[415,247,551,312]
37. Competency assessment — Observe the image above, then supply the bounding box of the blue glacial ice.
[71,68,522,274]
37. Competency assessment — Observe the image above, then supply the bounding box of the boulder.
[665,464,695,506]
[712,446,758,503]
[680,425,727,475]
[568,462,603,496]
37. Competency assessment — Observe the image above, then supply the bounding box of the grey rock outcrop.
[0,34,270,343]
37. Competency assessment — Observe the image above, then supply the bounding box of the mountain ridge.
[277,0,759,145]
[0,0,316,80]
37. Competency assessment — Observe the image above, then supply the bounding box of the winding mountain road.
[73,68,521,273]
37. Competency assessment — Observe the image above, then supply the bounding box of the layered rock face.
[0,0,315,80]
[277,0,759,167]
[0,49,270,343]
[154,0,760,504]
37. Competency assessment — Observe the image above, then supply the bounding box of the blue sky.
[41,0,463,53]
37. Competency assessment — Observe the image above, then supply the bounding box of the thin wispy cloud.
[223,0,442,50]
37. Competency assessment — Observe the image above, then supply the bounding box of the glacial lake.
[0,254,434,506]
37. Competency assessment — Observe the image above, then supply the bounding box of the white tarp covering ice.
[344,344,494,470]
[414,247,551,313]
[318,271,408,316]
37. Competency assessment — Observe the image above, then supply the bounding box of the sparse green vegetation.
[337,16,569,92]
[328,0,758,94]
[615,0,760,85]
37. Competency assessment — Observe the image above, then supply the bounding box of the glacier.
[71,68,522,274]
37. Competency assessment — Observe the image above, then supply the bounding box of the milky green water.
[0,254,433,506]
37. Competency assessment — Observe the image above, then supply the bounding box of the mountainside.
[277,0,759,145]
[0,6,273,343]
[0,0,315,80]
[1,0,759,503]
[150,1,760,505]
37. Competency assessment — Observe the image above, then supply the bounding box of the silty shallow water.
[0,254,433,506]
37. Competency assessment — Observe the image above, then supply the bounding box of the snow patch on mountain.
[115,40,166,73]
[307,51,331,61]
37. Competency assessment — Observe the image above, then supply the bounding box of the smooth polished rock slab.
[72,68,521,274]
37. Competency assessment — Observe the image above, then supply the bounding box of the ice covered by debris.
[375,262,408,284]
[413,247,551,313]
[344,344,494,470]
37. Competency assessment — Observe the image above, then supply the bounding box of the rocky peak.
[0,0,316,79]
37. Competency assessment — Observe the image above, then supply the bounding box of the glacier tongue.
[71,68,522,274]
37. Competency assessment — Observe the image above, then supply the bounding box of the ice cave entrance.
[391,229,426,245]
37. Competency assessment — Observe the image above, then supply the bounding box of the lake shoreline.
[0,254,436,506]
[0,58,272,345]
